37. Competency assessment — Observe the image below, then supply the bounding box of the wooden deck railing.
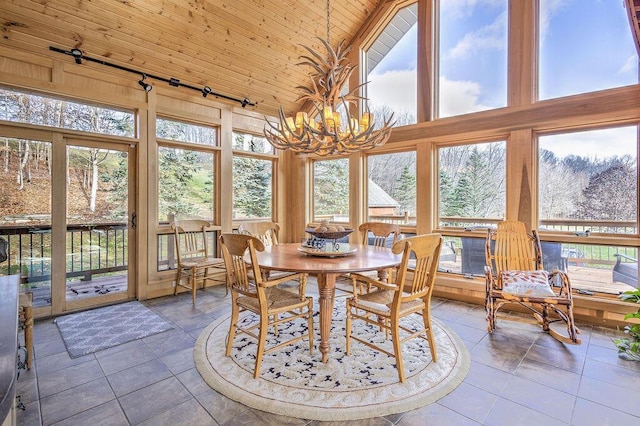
[0,222,128,284]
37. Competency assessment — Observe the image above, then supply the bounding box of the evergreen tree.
[395,165,415,215]
[314,159,349,216]
[158,148,200,220]
[233,157,271,218]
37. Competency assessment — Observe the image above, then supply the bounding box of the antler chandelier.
[264,0,394,156]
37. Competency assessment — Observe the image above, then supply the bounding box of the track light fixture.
[49,46,255,108]
[70,48,83,64]
[138,74,152,92]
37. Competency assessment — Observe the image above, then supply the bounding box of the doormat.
[55,301,173,358]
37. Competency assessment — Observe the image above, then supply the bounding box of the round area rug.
[194,298,470,421]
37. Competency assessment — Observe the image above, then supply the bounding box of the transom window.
[0,87,134,137]
[538,0,638,100]
[437,0,508,118]
[365,2,418,126]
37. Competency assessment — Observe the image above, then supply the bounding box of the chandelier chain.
[326,0,331,43]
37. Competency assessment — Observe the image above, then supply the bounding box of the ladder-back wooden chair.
[346,222,401,294]
[346,233,443,383]
[172,219,227,304]
[219,233,314,378]
[485,220,581,344]
[238,221,290,280]
[237,221,280,246]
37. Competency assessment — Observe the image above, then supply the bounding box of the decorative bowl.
[305,227,354,240]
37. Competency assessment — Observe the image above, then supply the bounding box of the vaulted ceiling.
[1,0,387,116]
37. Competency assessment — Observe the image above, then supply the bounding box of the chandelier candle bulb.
[361,112,371,131]
[350,118,359,133]
[295,112,308,129]
[332,112,341,129]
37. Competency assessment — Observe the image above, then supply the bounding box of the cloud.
[539,0,568,44]
[447,11,507,60]
[619,54,638,75]
[368,69,492,119]
[439,77,492,118]
[367,69,417,114]
[540,126,637,159]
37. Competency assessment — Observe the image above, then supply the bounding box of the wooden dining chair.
[345,222,401,294]
[237,221,280,246]
[219,233,314,378]
[485,220,581,344]
[346,233,443,383]
[238,221,293,280]
[172,219,227,304]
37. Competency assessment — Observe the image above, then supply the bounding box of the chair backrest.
[358,222,401,248]
[237,221,280,247]
[486,220,543,278]
[172,219,212,261]
[394,233,442,299]
[219,233,265,297]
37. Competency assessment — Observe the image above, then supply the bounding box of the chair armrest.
[350,272,398,292]
[261,272,307,288]
[548,270,574,298]
[614,253,637,263]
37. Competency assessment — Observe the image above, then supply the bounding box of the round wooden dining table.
[248,243,402,363]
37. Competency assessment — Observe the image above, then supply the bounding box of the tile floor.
[15,283,640,425]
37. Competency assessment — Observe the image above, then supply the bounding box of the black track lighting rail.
[49,46,255,108]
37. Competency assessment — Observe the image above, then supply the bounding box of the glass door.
[64,140,136,310]
[0,137,53,308]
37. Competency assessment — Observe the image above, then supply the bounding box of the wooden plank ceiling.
[0,0,385,116]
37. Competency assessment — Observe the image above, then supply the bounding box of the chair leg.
[391,320,405,383]
[225,301,239,357]
[175,269,182,296]
[345,301,352,355]
[306,299,314,355]
[422,307,437,363]
[486,296,496,332]
[190,267,197,305]
[254,314,269,379]
[23,304,33,370]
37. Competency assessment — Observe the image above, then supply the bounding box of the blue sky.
[367,0,638,156]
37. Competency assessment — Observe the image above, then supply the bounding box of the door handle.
[131,212,137,229]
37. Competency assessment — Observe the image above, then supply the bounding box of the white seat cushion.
[501,270,555,297]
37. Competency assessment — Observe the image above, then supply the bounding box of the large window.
[538,126,638,234]
[157,147,214,223]
[538,127,638,294]
[438,0,508,118]
[157,118,217,223]
[538,0,638,100]
[157,117,217,146]
[365,3,417,126]
[313,158,350,223]
[0,87,134,137]
[367,151,416,225]
[232,132,274,220]
[438,141,506,228]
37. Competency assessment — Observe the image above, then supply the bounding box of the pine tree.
[395,165,415,215]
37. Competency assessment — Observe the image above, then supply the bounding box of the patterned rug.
[194,298,470,421]
[56,301,173,358]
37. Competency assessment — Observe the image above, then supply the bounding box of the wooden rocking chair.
[485,220,581,344]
